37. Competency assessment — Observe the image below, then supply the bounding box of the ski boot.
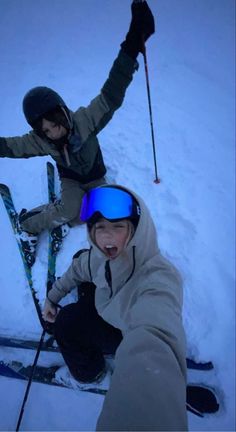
[18,209,38,267]
[50,224,70,253]
[17,230,38,267]
[54,365,109,391]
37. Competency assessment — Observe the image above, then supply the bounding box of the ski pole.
[132,0,160,183]
[16,329,46,431]
[142,42,160,184]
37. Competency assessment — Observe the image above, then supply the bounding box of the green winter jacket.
[0,50,138,184]
[47,186,188,431]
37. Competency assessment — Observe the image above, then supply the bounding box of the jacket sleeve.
[73,50,139,141]
[47,251,91,304]
[97,323,188,431]
[0,132,48,158]
[97,272,188,431]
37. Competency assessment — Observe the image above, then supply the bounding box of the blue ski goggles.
[80,186,140,222]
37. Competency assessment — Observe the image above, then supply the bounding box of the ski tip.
[187,384,220,415]
[0,183,10,194]
[47,161,54,169]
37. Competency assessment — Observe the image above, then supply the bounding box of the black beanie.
[23,86,67,127]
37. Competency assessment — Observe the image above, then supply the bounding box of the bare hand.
[42,298,57,323]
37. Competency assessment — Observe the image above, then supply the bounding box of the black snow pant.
[54,282,123,383]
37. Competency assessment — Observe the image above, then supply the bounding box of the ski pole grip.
[44,321,55,335]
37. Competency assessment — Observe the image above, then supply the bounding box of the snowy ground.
[0,0,235,430]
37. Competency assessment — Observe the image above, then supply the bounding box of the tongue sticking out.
[105,246,118,259]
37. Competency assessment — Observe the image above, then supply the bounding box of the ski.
[0,334,59,352]
[46,161,57,292]
[0,360,219,415]
[44,162,58,335]
[0,333,214,371]
[45,161,70,334]
[0,163,63,334]
[0,183,45,329]
[0,360,106,395]
[47,161,69,258]
[0,334,214,370]
[46,161,69,293]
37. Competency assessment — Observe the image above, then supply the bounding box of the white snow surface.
[0,0,235,430]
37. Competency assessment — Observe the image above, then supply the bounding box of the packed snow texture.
[0,0,235,430]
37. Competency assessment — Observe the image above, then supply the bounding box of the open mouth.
[104,245,118,259]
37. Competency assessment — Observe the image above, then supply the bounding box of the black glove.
[121,1,155,59]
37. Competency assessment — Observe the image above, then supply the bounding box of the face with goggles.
[80,186,140,259]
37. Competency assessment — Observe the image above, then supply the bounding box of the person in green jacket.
[0,1,155,265]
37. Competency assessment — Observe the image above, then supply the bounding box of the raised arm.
[73,1,155,137]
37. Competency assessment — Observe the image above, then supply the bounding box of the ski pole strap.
[16,329,46,432]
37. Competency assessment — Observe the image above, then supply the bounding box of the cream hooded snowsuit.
[48,187,188,431]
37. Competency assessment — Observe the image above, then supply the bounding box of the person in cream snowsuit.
[43,184,188,431]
